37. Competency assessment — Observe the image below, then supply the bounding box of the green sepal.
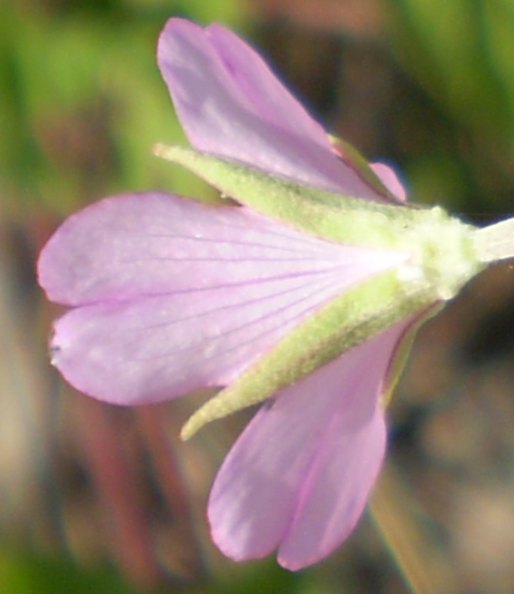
[181,269,440,439]
[155,144,445,250]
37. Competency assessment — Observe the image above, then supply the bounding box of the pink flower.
[37,18,481,570]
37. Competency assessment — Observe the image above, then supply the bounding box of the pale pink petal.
[158,18,388,199]
[38,193,405,405]
[277,408,384,570]
[209,319,412,570]
[370,162,407,202]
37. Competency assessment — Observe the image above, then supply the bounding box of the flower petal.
[157,18,388,199]
[370,163,407,202]
[38,193,404,405]
[208,319,411,570]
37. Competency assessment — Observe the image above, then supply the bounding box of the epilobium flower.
[38,18,514,570]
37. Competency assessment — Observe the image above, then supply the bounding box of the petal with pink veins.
[38,193,406,405]
[208,318,412,570]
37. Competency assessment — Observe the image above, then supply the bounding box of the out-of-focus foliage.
[393,0,514,136]
[1,1,514,593]
[0,548,137,594]
[390,0,514,212]
[0,0,249,218]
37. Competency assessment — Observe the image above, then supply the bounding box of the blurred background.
[1,0,514,592]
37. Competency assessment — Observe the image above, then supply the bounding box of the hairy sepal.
[155,144,428,248]
[181,270,440,439]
